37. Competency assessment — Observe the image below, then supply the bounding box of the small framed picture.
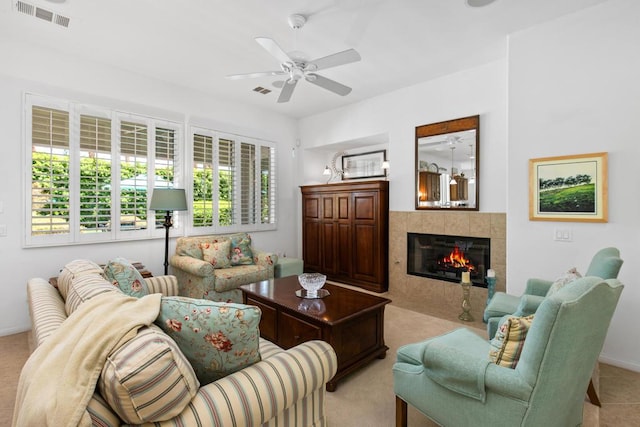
[342,150,387,180]
[529,152,607,222]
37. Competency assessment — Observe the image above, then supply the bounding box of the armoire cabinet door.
[301,180,388,292]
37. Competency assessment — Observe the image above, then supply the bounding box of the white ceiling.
[0,0,610,119]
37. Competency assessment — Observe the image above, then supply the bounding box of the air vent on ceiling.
[253,86,272,95]
[15,1,70,28]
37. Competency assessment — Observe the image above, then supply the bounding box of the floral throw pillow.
[489,314,535,368]
[155,296,262,384]
[103,257,149,298]
[546,267,582,296]
[200,240,231,269]
[230,234,254,266]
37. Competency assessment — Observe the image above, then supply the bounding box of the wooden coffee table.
[241,276,390,392]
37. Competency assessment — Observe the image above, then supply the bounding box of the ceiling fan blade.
[255,37,293,65]
[277,79,298,103]
[306,74,352,96]
[308,49,361,71]
[226,71,286,80]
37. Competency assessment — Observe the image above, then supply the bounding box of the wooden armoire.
[300,180,389,293]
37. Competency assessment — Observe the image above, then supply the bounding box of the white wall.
[507,0,640,370]
[0,41,299,335]
[298,59,508,213]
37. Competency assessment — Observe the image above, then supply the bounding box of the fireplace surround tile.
[469,213,492,237]
[389,211,506,329]
[444,212,471,236]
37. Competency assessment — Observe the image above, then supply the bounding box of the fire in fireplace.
[407,233,490,287]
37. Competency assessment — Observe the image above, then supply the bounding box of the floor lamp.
[149,188,188,275]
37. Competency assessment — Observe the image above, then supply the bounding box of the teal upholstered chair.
[484,247,623,337]
[393,277,624,427]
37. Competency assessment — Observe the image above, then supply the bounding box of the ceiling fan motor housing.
[288,14,306,29]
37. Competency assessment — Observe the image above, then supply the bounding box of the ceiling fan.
[226,14,361,103]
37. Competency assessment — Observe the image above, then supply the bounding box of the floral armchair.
[169,233,278,303]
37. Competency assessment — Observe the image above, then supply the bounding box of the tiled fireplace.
[389,211,506,329]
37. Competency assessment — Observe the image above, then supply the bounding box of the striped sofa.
[27,271,337,426]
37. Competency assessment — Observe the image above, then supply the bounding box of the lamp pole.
[161,210,173,275]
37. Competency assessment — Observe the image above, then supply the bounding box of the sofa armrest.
[524,278,553,296]
[146,340,337,427]
[169,255,215,277]
[253,248,278,268]
[27,278,67,347]
[144,275,180,296]
[513,294,546,317]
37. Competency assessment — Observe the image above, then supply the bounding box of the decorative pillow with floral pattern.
[230,234,254,266]
[200,240,231,269]
[546,267,582,296]
[103,257,149,298]
[155,296,262,384]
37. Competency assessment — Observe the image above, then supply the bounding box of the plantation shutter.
[153,126,176,229]
[260,145,276,224]
[79,115,112,233]
[193,133,214,227]
[119,121,148,231]
[240,142,257,225]
[30,106,70,236]
[218,137,235,226]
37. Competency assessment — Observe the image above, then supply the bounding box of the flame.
[441,245,475,271]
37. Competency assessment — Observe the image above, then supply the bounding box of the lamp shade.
[149,188,188,211]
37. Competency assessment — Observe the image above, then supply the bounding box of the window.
[25,94,183,246]
[190,127,276,234]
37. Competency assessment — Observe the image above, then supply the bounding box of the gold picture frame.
[529,152,608,222]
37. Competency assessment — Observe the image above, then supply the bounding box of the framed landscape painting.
[529,152,608,222]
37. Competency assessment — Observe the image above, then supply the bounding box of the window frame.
[24,93,185,247]
[188,126,277,236]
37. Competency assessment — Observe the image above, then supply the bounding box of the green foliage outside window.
[33,152,233,228]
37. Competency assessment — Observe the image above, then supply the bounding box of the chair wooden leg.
[396,395,408,427]
[587,379,601,407]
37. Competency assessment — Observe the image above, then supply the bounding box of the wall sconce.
[323,165,332,184]
[381,160,390,180]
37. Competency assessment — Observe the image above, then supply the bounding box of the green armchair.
[484,247,623,337]
[393,277,624,427]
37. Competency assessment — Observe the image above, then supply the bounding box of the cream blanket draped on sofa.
[13,292,162,427]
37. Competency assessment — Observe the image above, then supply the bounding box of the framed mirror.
[415,115,479,210]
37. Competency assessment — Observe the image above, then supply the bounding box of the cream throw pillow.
[489,315,535,369]
[546,267,582,296]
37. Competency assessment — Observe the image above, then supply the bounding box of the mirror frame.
[415,115,480,211]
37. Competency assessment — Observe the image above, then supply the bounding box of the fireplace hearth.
[407,232,490,287]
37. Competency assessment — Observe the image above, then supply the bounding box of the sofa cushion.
[155,296,261,384]
[200,240,232,269]
[230,233,254,265]
[57,259,105,300]
[213,264,272,293]
[103,257,150,298]
[98,324,199,424]
[546,268,582,296]
[489,314,534,368]
[64,274,120,316]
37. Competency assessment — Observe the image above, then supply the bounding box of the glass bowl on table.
[297,273,328,299]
